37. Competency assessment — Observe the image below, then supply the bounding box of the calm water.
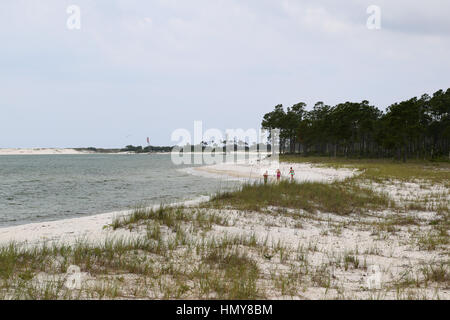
[0,154,239,227]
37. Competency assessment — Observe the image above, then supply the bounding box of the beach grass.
[0,156,448,300]
[208,180,391,215]
[111,205,229,232]
[281,155,450,183]
[0,207,263,299]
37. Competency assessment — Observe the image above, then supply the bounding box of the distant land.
[0,145,174,155]
[78,145,174,154]
[0,143,273,155]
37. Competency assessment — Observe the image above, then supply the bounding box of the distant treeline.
[75,147,121,153]
[121,145,173,153]
[75,146,174,153]
[163,143,271,152]
[77,144,272,154]
[262,89,450,161]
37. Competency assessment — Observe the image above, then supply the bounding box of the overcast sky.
[1,0,449,148]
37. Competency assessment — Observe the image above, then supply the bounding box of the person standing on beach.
[276,169,281,182]
[263,171,269,184]
[289,167,295,182]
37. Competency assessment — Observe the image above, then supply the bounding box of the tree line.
[261,88,450,161]
[122,145,173,153]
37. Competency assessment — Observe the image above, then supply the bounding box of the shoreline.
[0,149,271,156]
[0,196,210,247]
[192,160,358,182]
[0,148,139,155]
[0,161,357,246]
[0,158,447,299]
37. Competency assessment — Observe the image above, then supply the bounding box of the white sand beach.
[193,160,358,182]
[0,160,448,300]
[0,161,356,246]
[0,196,210,247]
[0,161,344,244]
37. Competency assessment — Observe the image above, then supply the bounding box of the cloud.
[376,0,450,37]
[0,0,449,147]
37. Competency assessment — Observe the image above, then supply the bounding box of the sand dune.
[0,196,209,246]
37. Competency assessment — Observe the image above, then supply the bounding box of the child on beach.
[289,167,295,182]
[276,169,281,182]
[263,171,269,184]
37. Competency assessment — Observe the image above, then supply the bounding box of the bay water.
[0,154,239,227]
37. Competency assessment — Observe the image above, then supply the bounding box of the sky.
[1,0,449,148]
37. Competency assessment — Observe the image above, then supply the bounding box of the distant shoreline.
[0,160,355,243]
[0,148,273,156]
[0,148,172,155]
[0,148,92,155]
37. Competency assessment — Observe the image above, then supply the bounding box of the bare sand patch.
[193,160,358,182]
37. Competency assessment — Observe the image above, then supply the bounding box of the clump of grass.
[111,204,171,230]
[147,222,161,240]
[209,180,390,215]
[112,205,228,233]
[90,281,121,299]
[202,248,262,299]
[12,278,68,300]
[420,263,450,286]
[391,216,419,226]
[343,253,360,270]
[311,264,332,289]
[0,236,167,284]
[417,231,449,251]
[273,265,304,296]
[0,242,58,280]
